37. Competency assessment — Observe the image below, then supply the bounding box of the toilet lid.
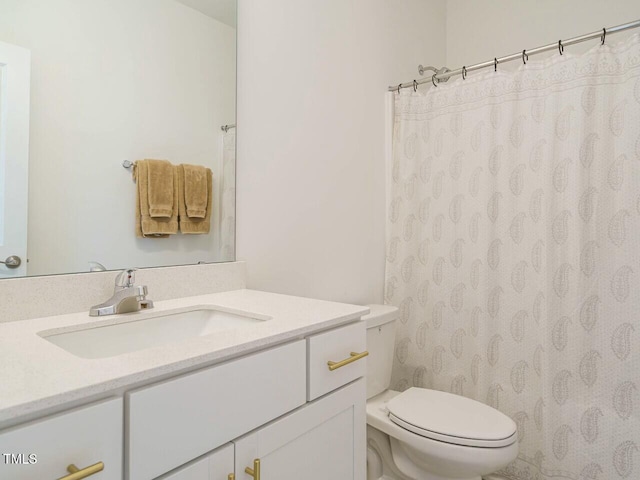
[386,388,517,448]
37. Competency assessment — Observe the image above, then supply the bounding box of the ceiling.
[175,0,236,28]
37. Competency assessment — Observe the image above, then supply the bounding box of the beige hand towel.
[182,164,208,218]
[134,160,178,237]
[178,165,213,234]
[147,159,175,218]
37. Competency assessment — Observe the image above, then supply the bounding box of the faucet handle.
[115,268,137,289]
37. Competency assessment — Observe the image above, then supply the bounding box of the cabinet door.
[0,398,123,480]
[159,443,234,480]
[234,379,365,480]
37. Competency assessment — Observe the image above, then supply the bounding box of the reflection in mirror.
[0,0,236,279]
[0,39,30,278]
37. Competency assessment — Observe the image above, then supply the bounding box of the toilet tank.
[363,304,398,399]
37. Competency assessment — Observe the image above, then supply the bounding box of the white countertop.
[0,289,368,428]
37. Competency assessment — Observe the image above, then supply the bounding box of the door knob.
[0,255,21,268]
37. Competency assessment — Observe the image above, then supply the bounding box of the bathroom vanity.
[0,289,369,480]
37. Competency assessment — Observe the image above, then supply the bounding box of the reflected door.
[0,41,30,277]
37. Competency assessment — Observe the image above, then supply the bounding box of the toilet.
[363,305,518,480]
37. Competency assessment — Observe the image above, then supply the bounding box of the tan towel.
[146,159,175,217]
[134,160,178,238]
[182,164,208,218]
[178,165,212,234]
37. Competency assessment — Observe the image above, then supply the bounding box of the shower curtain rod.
[389,19,640,92]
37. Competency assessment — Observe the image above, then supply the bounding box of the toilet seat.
[386,387,517,448]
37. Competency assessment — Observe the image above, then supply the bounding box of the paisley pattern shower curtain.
[385,34,640,480]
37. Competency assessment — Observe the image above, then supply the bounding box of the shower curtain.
[385,34,640,480]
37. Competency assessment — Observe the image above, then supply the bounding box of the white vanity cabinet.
[0,320,367,480]
[151,322,367,480]
[0,398,123,480]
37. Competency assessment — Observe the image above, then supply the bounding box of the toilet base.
[367,425,482,480]
[367,425,413,480]
[390,436,481,480]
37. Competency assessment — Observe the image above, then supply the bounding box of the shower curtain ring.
[522,50,528,65]
[494,57,498,72]
[413,80,418,92]
[558,40,564,55]
[432,74,438,87]
[462,66,467,80]
[601,27,606,45]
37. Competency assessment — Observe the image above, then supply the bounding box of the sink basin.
[39,307,271,359]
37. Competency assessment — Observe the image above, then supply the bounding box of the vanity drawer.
[307,321,366,400]
[126,340,306,480]
[0,398,123,480]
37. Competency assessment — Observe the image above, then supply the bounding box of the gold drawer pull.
[245,459,260,479]
[57,462,104,480]
[228,474,235,480]
[327,351,369,371]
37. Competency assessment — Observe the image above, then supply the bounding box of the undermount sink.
[39,307,271,359]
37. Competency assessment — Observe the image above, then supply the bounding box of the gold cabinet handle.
[57,462,104,480]
[327,351,369,371]
[245,459,260,480]
[228,474,235,480]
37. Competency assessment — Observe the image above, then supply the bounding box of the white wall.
[446,0,640,68]
[0,0,236,276]
[236,0,447,305]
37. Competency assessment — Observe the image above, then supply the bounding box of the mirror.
[0,0,236,278]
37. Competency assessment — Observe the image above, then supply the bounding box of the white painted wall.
[236,0,447,305]
[0,0,236,276]
[446,0,640,68]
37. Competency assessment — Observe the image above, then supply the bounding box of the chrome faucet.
[89,268,154,316]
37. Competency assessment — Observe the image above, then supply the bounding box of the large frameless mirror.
[0,0,236,278]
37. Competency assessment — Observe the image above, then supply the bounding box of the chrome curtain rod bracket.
[389,18,640,92]
[418,64,438,75]
[418,65,450,82]
[392,66,452,93]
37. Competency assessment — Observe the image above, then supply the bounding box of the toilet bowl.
[363,305,518,480]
